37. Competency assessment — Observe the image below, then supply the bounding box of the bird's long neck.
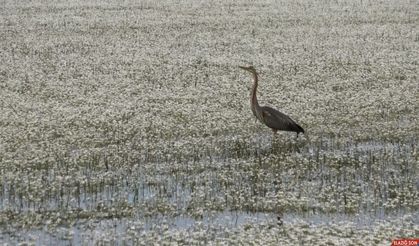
[251,71,260,111]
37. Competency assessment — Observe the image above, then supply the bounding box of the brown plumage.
[239,65,304,135]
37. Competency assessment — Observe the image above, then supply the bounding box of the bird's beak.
[238,66,247,70]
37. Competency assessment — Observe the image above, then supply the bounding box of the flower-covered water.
[0,0,417,244]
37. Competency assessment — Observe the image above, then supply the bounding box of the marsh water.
[1,136,417,244]
[0,0,418,244]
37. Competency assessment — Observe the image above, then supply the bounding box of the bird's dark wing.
[260,106,304,133]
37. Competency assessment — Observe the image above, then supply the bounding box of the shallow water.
[2,209,417,245]
[0,137,417,244]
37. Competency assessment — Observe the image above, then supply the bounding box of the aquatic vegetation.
[0,0,417,244]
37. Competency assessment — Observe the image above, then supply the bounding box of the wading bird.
[239,66,304,135]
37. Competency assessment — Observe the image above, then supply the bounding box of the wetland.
[0,0,418,244]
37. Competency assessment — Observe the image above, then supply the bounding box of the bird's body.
[239,65,304,135]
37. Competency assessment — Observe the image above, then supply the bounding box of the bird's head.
[239,65,257,74]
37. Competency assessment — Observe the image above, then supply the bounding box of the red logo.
[391,239,419,246]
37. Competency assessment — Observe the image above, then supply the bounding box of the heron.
[239,65,304,135]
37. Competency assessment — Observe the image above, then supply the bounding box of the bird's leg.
[294,133,302,153]
[271,130,278,145]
